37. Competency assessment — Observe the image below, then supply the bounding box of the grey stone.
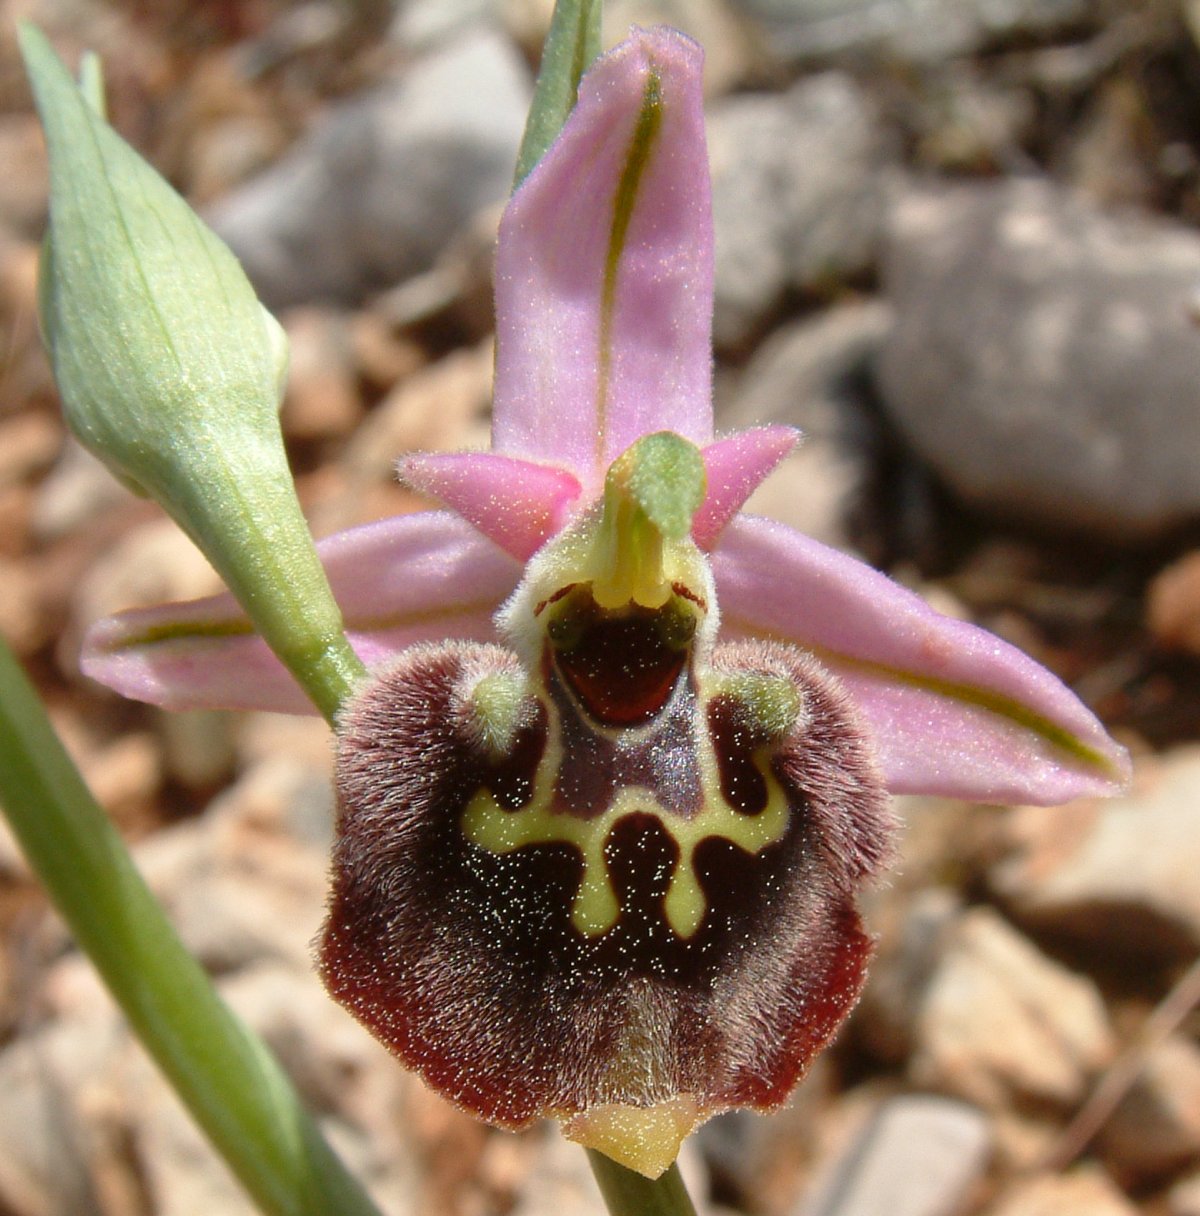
[31,439,135,545]
[218,962,420,1213]
[989,748,1200,962]
[796,1093,991,1216]
[877,179,1200,541]
[21,941,418,1216]
[130,1056,258,1216]
[509,1128,612,1216]
[909,62,1037,172]
[1169,1169,1200,1216]
[0,115,49,239]
[709,75,890,348]
[157,709,239,794]
[133,758,333,973]
[209,29,530,309]
[696,1065,831,1211]
[333,338,495,521]
[0,408,59,492]
[0,814,29,882]
[718,302,892,547]
[317,1116,421,1216]
[127,1014,405,1216]
[390,0,504,51]
[855,886,962,1066]
[1148,549,1200,657]
[606,0,754,94]
[727,0,1091,65]
[219,961,395,1115]
[73,518,223,628]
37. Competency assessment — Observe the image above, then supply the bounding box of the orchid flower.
[81,26,1129,1180]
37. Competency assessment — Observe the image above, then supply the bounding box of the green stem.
[513,0,603,185]
[587,1152,699,1216]
[290,630,366,725]
[170,463,367,729]
[0,638,383,1216]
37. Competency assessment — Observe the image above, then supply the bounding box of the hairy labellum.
[320,575,893,1175]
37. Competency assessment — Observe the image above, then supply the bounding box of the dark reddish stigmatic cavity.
[548,590,696,726]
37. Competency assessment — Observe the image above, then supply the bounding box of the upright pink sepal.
[82,512,521,713]
[491,27,714,495]
[711,516,1131,803]
[397,451,582,559]
[693,426,799,549]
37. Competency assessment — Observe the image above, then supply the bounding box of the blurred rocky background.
[2,0,1200,1213]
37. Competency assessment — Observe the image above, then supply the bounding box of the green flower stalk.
[0,638,383,1216]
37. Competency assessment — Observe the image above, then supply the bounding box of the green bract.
[20,25,363,722]
[513,0,603,186]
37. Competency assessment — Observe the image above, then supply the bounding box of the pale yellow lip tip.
[562,1096,702,1179]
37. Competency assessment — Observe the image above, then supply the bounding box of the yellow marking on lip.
[461,685,790,939]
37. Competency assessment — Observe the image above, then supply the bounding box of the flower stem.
[587,1151,699,1216]
[514,0,603,185]
[0,638,383,1216]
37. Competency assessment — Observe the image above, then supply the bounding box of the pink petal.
[711,516,1131,804]
[491,26,714,496]
[693,426,799,549]
[397,451,581,560]
[82,512,521,713]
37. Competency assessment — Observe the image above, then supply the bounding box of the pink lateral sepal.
[711,515,1132,803]
[82,512,521,713]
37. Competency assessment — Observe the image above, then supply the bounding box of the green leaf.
[0,639,384,1216]
[20,25,364,722]
[513,0,604,186]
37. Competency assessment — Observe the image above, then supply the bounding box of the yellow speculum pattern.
[461,694,790,939]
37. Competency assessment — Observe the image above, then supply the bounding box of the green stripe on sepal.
[597,67,663,454]
[843,654,1123,779]
[737,618,1127,787]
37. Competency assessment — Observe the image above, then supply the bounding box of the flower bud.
[21,25,362,719]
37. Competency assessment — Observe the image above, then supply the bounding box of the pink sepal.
[82,512,521,713]
[492,27,714,494]
[711,515,1131,803]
